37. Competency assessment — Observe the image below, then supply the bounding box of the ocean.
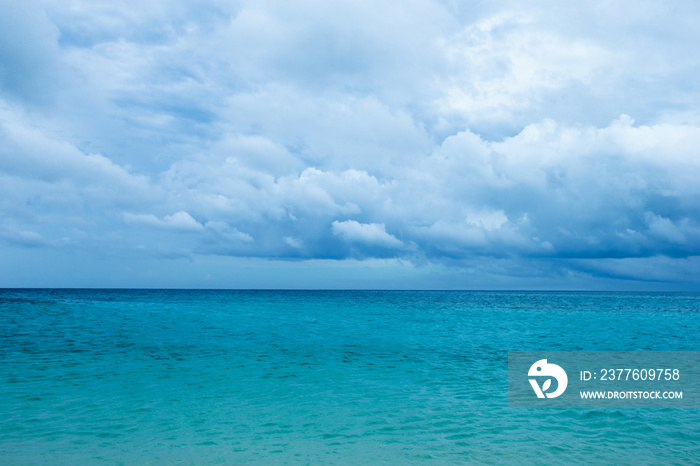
[1,289,699,464]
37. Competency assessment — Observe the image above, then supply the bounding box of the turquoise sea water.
[1,289,699,464]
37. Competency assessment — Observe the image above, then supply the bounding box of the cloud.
[332,220,403,249]
[438,11,610,125]
[123,211,204,232]
[645,213,687,244]
[465,209,508,231]
[0,100,153,198]
[418,116,700,260]
[0,228,53,248]
[283,236,303,249]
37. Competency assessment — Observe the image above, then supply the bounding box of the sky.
[1,0,700,290]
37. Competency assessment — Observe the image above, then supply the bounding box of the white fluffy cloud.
[332,220,403,249]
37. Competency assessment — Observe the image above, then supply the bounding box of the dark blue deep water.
[1,290,699,464]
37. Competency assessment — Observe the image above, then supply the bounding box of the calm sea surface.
[1,290,699,464]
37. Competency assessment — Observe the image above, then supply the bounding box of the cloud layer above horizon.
[2,0,700,289]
